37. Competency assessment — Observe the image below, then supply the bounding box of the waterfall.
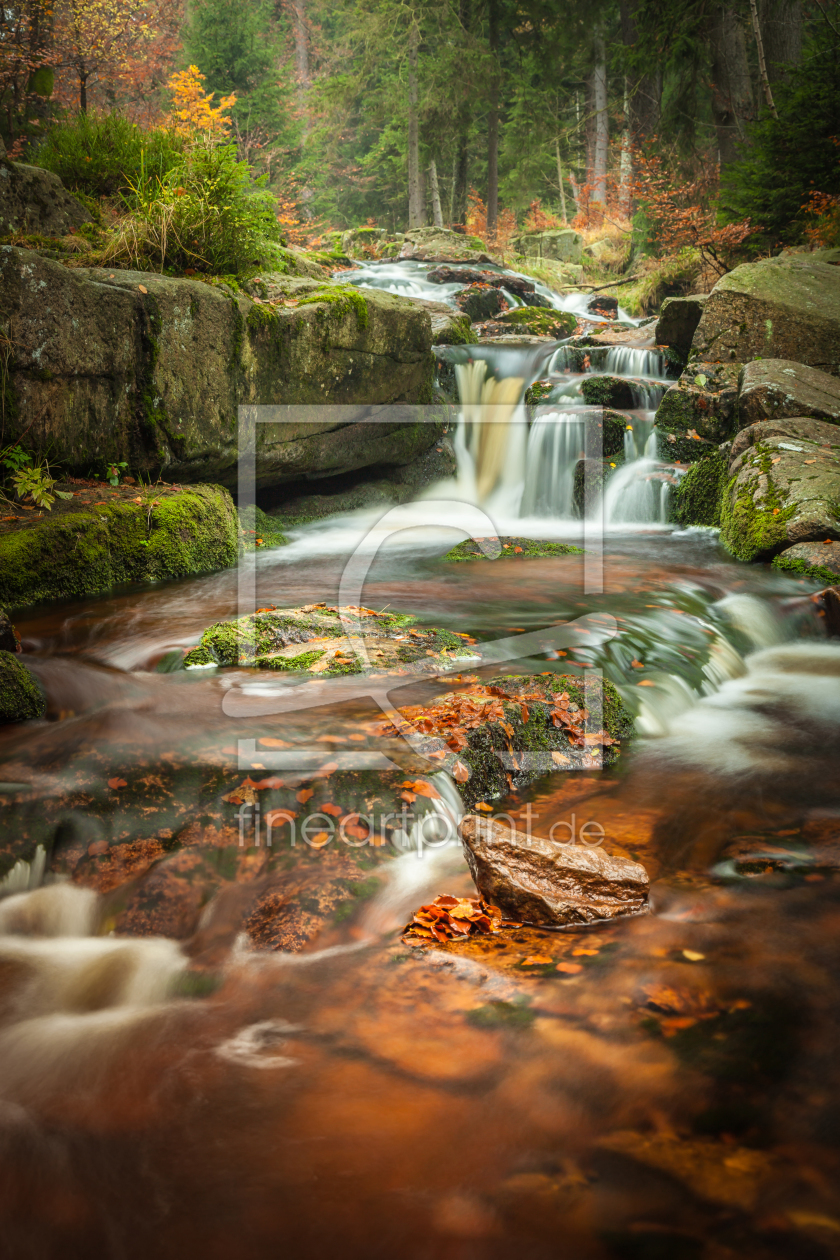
[603,347,666,378]
[602,458,681,525]
[520,412,588,517]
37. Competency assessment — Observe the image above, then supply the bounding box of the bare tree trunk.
[619,0,661,142]
[429,158,444,226]
[452,0,472,226]
[555,137,568,223]
[293,0,310,142]
[584,80,595,190]
[619,79,632,217]
[749,0,779,117]
[592,35,608,210]
[486,0,499,236]
[706,5,755,167]
[79,68,88,114]
[407,22,424,228]
[759,0,802,82]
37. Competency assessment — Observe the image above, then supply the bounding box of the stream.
[1,260,840,1259]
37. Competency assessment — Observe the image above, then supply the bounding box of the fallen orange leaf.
[522,954,553,966]
[107,777,127,789]
[259,737,291,748]
[322,802,342,816]
[296,787,314,803]
[556,962,583,975]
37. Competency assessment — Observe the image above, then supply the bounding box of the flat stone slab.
[738,359,840,428]
[460,814,649,926]
[692,255,840,371]
[0,158,91,236]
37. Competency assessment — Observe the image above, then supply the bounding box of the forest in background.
[2,0,840,297]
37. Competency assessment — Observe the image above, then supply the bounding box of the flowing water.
[2,262,840,1259]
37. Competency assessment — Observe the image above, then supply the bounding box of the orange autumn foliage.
[167,65,236,141]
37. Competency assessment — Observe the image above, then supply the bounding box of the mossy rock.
[671,449,729,527]
[0,483,238,611]
[237,504,288,551]
[0,650,45,724]
[443,536,583,561]
[494,307,577,339]
[183,603,475,675]
[387,673,635,810]
[772,540,840,586]
[580,375,635,409]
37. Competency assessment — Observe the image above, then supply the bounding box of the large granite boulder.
[655,361,741,448]
[737,359,840,428]
[0,248,436,488]
[404,298,477,345]
[512,229,584,264]
[399,226,493,263]
[460,815,649,927]
[691,255,840,372]
[655,295,707,361]
[721,416,840,560]
[0,156,92,236]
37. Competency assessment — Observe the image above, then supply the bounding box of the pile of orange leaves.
[404,894,511,943]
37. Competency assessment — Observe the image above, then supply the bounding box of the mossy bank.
[0,650,45,724]
[0,482,238,610]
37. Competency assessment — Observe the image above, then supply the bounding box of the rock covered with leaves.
[443,536,583,561]
[460,814,649,927]
[377,673,635,809]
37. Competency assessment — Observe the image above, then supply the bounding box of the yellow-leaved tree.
[166,65,236,142]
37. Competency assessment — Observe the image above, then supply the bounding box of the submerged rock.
[721,416,840,560]
[691,254,840,370]
[0,483,237,610]
[459,814,649,926]
[0,651,45,724]
[737,359,840,428]
[443,536,582,561]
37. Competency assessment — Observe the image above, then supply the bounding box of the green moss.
[496,307,577,338]
[237,504,288,550]
[245,302,282,332]
[183,645,215,668]
[524,379,553,411]
[0,485,238,611]
[719,443,797,561]
[771,554,840,586]
[0,650,45,723]
[444,536,583,561]
[672,450,729,527]
[297,285,369,329]
[257,648,326,671]
[580,375,633,408]
[432,314,479,346]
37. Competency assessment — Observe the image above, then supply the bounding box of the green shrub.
[99,143,287,276]
[33,113,185,201]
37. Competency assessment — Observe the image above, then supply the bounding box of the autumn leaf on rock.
[452,760,470,783]
[296,787,314,804]
[107,777,128,789]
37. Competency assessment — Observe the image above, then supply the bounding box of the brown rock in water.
[459,815,649,927]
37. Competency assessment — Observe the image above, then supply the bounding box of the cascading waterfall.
[519,412,589,517]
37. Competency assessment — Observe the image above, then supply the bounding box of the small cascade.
[623,415,657,461]
[602,457,682,525]
[520,412,588,517]
[603,347,667,378]
[629,379,667,410]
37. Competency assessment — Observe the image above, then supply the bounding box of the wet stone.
[460,815,650,927]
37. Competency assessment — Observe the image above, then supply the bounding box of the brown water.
[1,520,840,1260]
